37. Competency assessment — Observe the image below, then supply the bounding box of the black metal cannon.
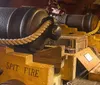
[0,7,61,52]
[52,13,99,32]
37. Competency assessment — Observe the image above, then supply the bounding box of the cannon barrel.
[0,7,61,52]
[0,7,49,38]
[54,13,99,32]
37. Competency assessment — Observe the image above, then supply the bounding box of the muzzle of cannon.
[0,7,61,52]
[53,13,99,32]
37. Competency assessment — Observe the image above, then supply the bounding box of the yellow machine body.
[0,46,54,85]
[60,21,100,53]
[59,21,100,81]
[0,46,65,85]
[88,34,100,52]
